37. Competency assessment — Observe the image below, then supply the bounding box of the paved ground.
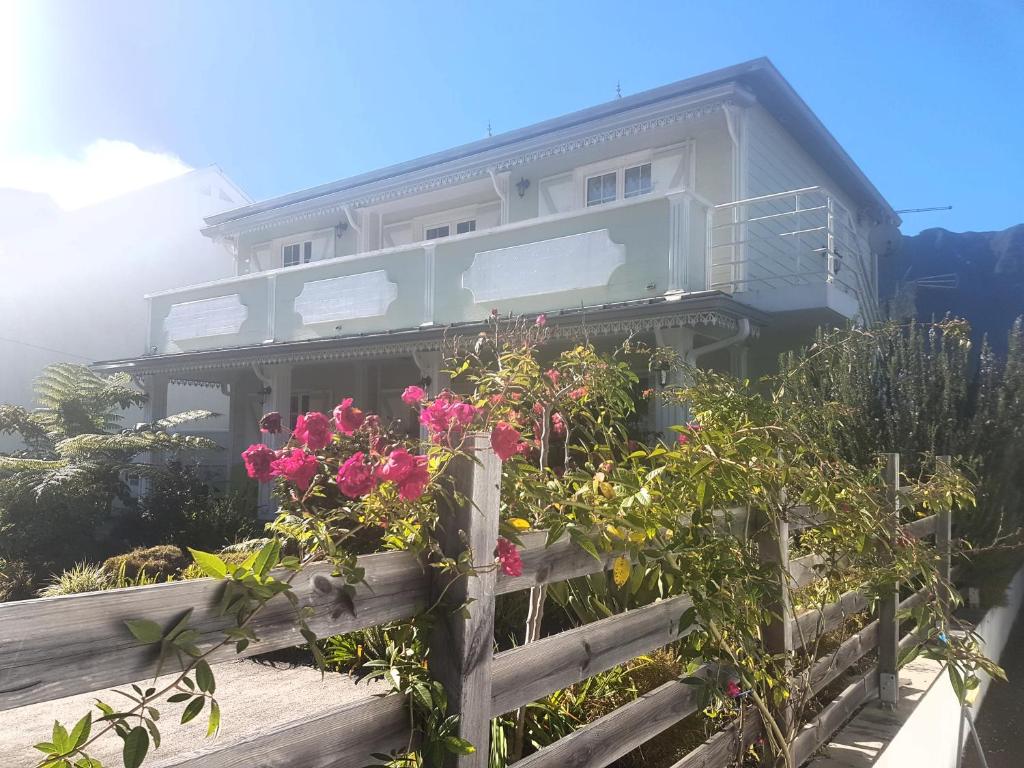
[0,659,384,767]
[964,606,1024,768]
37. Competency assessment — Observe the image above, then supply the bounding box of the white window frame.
[623,162,653,199]
[584,171,618,207]
[282,239,313,268]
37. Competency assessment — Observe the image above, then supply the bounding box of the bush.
[0,558,34,602]
[37,562,113,597]
[102,544,187,580]
[115,463,261,552]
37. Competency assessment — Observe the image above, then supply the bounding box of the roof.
[203,58,896,236]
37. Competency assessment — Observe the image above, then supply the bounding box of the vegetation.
[28,316,1007,768]
[0,364,257,591]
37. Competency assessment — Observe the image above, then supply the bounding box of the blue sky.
[2,0,1022,233]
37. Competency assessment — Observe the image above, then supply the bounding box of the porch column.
[256,363,292,518]
[730,344,750,380]
[653,327,695,441]
[140,374,169,494]
[413,349,449,442]
[666,190,693,296]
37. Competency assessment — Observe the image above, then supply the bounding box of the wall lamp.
[516,177,530,198]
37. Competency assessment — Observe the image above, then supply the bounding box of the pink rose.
[725,680,742,698]
[401,385,427,406]
[419,393,480,444]
[336,451,377,498]
[569,387,587,400]
[396,454,430,501]
[333,398,365,436]
[551,412,567,438]
[242,443,276,482]
[495,537,523,577]
[293,412,333,450]
[270,448,319,491]
[259,412,283,434]
[376,448,417,485]
[545,368,560,387]
[490,422,523,461]
[677,432,689,445]
[535,313,546,327]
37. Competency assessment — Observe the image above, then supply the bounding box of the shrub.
[102,544,187,580]
[37,562,113,597]
[0,558,34,602]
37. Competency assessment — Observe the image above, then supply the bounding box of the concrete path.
[964,605,1024,768]
[0,660,385,767]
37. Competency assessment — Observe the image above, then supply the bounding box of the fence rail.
[0,448,952,768]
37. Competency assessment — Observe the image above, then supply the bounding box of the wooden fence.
[0,442,952,768]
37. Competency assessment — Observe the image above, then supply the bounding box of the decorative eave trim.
[95,306,759,379]
[205,91,740,238]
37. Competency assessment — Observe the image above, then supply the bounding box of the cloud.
[0,139,192,210]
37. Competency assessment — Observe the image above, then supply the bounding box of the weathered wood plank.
[163,692,411,768]
[901,514,937,540]
[792,590,869,650]
[757,511,794,734]
[512,666,713,768]
[0,549,427,711]
[429,433,502,768]
[803,619,879,696]
[790,665,879,766]
[498,506,750,594]
[790,553,827,588]
[490,593,696,716]
[669,713,762,768]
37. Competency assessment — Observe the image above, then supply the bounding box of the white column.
[257,363,291,518]
[413,349,449,442]
[141,374,169,494]
[730,344,750,380]
[653,327,694,440]
[422,244,436,327]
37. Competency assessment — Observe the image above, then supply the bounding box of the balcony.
[145,187,873,356]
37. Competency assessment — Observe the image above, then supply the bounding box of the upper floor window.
[624,163,653,198]
[586,172,617,207]
[283,240,312,267]
[426,219,476,240]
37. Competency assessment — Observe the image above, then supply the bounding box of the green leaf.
[181,696,205,724]
[69,712,92,749]
[195,660,215,694]
[167,693,191,703]
[52,721,69,752]
[188,548,227,579]
[252,539,281,579]
[33,742,58,754]
[122,726,149,768]
[443,736,476,755]
[145,718,161,750]
[206,699,221,737]
[124,619,163,645]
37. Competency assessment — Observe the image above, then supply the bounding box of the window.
[283,240,312,267]
[456,219,476,235]
[624,163,652,198]
[425,225,450,240]
[586,172,617,207]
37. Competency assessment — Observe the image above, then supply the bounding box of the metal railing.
[709,186,879,324]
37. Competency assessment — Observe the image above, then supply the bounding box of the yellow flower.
[606,524,624,539]
[508,517,531,531]
[627,531,646,544]
[612,555,631,587]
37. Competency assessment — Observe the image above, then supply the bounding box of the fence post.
[756,508,794,751]
[878,452,901,708]
[429,433,502,768]
[935,455,954,613]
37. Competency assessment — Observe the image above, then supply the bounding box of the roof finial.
[487,120,492,137]
[616,80,622,99]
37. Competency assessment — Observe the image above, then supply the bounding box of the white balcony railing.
[709,186,879,323]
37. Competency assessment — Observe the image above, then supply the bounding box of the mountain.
[880,224,1024,352]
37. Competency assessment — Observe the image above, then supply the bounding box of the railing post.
[936,455,954,612]
[429,433,502,768]
[756,508,794,751]
[825,196,836,284]
[878,452,901,708]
